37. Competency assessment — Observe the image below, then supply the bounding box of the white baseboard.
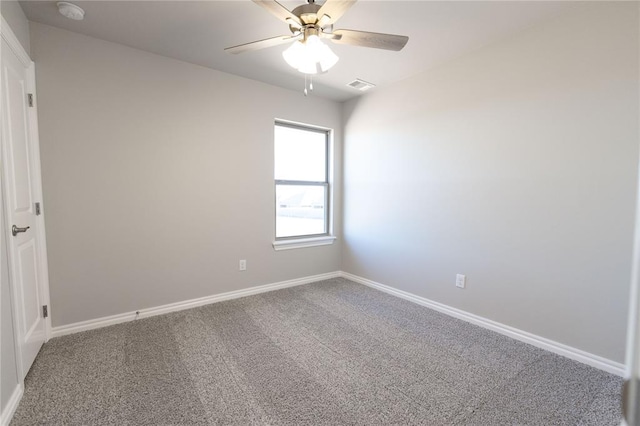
[51,271,341,338]
[339,271,625,377]
[0,384,23,426]
[49,269,625,377]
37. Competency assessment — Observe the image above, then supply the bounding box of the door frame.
[1,17,52,377]
[623,151,640,424]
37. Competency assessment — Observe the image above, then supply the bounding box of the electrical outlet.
[239,259,247,271]
[456,274,466,289]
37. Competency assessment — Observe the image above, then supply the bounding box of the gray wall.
[30,23,343,327]
[1,0,28,415]
[0,0,29,56]
[342,2,639,363]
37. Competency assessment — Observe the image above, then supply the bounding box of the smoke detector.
[347,79,376,92]
[57,2,85,20]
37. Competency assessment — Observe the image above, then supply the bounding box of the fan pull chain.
[303,75,314,96]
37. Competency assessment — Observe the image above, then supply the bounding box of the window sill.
[272,236,337,251]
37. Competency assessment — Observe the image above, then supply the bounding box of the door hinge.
[27,93,34,107]
[42,305,48,318]
[35,202,41,215]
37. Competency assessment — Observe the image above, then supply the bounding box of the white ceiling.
[20,1,579,102]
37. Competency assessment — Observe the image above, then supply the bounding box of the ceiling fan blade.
[252,0,302,27]
[225,35,300,54]
[316,0,357,27]
[328,29,409,51]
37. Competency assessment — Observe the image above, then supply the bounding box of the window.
[274,122,333,248]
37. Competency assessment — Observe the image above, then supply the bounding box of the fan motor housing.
[292,3,322,25]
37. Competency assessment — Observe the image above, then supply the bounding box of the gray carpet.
[11,278,622,425]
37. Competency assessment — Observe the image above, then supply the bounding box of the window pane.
[276,185,326,238]
[275,125,326,182]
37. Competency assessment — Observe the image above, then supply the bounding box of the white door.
[624,270,640,426]
[1,37,46,379]
[624,204,640,426]
[623,197,640,426]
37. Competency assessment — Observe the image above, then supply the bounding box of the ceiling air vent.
[347,79,376,92]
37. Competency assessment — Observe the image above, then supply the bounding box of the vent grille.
[347,79,376,92]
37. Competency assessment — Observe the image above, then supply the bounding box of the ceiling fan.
[224,0,409,75]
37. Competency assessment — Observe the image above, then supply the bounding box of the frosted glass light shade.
[282,35,339,75]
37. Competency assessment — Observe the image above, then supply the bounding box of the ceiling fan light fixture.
[282,34,339,75]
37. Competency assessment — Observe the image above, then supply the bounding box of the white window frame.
[272,121,336,250]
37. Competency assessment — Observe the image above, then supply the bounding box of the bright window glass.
[275,125,326,182]
[275,123,329,239]
[276,185,327,238]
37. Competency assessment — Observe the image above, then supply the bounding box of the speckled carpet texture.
[12,278,621,425]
